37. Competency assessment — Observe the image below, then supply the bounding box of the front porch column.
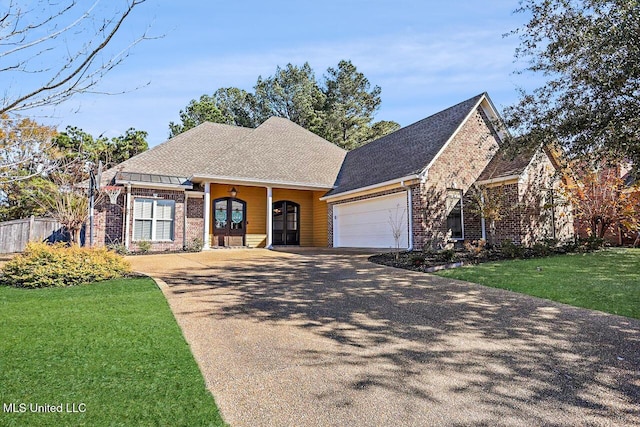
[266,186,273,248]
[203,182,211,249]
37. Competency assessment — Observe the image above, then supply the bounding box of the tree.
[169,95,227,138]
[54,126,148,171]
[0,115,58,183]
[1,0,150,116]
[322,60,385,150]
[109,128,148,164]
[504,0,640,167]
[0,115,59,220]
[254,63,326,134]
[562,164,640,239]
[212,87,257,128]
[365,120,402,144]
[168,61,400,149]
[466,184,511,246]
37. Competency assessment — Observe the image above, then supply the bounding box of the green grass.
[0,278,226,426]
[435,248,640,319]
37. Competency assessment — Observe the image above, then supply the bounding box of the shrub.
[409,253,425,266]
[184,237,203,252]
[435,249,458,263]
[499,240,523,259]
[137,240,151,254]
[578,236,606,252]
[107,242,129,255]
[1,242,131,288]
[464,239,487,257]
[531,241,553,257]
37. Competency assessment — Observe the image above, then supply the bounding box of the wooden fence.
[0,216,64,254]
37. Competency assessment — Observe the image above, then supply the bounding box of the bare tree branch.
[0,0,149,115]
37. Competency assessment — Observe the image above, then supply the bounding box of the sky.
[5,0,540,147]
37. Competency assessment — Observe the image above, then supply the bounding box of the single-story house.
[93,92,573,252]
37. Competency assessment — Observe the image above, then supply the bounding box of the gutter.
[320,174,420,201]
[474,174,521,186]
[189,174,332,192]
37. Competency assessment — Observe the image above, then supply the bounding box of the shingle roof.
[476,145,536,182]
[101,118,346,189]
[326,93,486,196]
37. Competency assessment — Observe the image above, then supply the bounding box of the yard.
[0,277,226,427]
[435,248,640,319]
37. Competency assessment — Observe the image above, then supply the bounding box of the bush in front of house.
[1,242,132,288]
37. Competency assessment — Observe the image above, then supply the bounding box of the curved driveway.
[129,249,640,427]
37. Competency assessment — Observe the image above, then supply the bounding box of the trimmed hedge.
[1,242,131,288]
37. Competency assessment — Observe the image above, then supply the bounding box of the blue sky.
[14,0,538,147]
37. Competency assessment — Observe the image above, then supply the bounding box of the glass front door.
[213,197,246,246]
[273,201,299,245]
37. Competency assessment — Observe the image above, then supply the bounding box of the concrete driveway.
[129,249,640,427]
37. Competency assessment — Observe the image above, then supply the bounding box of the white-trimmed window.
[446,189,464,239]
[133,198,175,241]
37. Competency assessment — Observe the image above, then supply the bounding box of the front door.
[213,197,246,246]
[273,201,300,245]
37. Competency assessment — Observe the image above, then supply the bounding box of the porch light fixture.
[229,187,238,198]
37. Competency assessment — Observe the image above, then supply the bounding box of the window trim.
[132,197,175,242]
[446,189,464,240]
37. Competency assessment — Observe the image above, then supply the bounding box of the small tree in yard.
[36,159,105,246]
[563,165,640,239]
[466,184,511,246]
[388,205,406,260]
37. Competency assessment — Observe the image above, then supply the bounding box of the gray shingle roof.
[101,118,346,189]
[476,146,536,181]
[326,93,486,196]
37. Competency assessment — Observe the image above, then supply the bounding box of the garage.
[333,192,410,248]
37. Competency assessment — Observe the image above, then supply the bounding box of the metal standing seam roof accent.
[115,171,192,187]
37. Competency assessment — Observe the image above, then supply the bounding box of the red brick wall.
[93,192,125,247]
[415,107,500,249]
[186,196,204,247]
[127,188,186,252]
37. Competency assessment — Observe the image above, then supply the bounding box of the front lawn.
[435,248,640,319]
[0,278,226,426]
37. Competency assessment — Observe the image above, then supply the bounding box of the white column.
[266,186,273,249]
[203,182,211,249]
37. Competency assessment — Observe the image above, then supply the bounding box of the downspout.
[401,181,414,251]
[124,184,132,250]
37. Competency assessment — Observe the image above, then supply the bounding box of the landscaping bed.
[369,239,594,272]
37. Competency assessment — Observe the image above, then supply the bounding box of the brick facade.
[414,107,500,250]
[91,188,203,252]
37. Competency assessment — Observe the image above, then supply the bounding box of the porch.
[201,183,329,249]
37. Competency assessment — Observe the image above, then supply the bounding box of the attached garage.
[333,192,410,249]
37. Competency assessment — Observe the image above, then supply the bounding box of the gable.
[326,93,490,196]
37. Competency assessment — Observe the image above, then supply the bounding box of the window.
[133,198,175,241]
[446,189,463,239]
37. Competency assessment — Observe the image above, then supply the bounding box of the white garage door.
[333,192,409,249]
